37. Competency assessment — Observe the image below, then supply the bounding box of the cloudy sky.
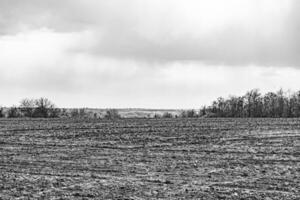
[0,0,299,108]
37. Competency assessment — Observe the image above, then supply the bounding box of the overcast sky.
[0,0,299,108]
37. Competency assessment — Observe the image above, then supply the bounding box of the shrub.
[104,109,121,119]
[79,108,86,118]
[32,98,56,118]
[60,108,68,117]
[7,106,21,118]
[180,110,197,118]
[0,107,4,118]
[48,108,61,118]
[162,112,173,118]
[153,113,161,118]
[71,109,80,118]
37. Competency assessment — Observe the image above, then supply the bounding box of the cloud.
[0,28,300,108]
[0,0,299,66]
[1,0,300,108]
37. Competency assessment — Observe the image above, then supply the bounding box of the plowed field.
[0,118,299,199]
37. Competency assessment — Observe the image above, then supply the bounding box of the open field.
[0,118,299,199]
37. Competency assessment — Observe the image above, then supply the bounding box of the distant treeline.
[154,89,300,118]
[199,89,300,118]
[1,98,59,118]
[0,98,120,119]
[1,89,300,119]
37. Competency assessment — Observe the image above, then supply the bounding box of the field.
[0,118,299,199]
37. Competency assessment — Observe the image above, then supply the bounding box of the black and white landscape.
[0,0,299,199]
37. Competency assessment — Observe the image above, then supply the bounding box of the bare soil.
[0,118,299,199]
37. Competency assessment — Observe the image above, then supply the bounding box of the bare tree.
[203,88,300,118]
[33,98,56,118]
[104,109,121,119]
[20,98,35,117]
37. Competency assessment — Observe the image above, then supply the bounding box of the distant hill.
[76,108,183,118]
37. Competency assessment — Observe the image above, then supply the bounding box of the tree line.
[0,97,121,119]
[1,89,300,119]
[1,98,60,118]
[155,89,300,118]
[199,89,300,118]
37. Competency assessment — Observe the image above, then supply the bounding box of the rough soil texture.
[0,118,299,199]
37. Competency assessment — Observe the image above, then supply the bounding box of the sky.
[0,0,300,108]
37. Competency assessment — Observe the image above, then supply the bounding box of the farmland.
[0,118,299,199]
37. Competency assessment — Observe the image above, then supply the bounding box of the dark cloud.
[0,0,299,66]
[87,27,299,66]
